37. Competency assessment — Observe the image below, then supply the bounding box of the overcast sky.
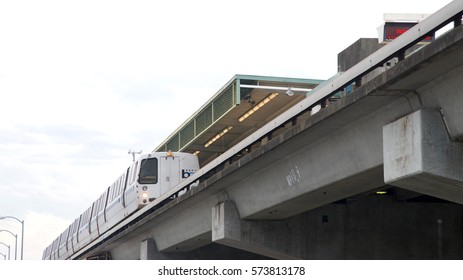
[0,0,451,260]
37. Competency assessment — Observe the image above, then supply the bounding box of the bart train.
[42,152,199,260]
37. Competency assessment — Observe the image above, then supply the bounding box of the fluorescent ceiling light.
[239,93,278,122]
[204,126,233,148]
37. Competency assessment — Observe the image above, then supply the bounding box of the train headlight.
[142,192,148,199]
[142,186,148,191]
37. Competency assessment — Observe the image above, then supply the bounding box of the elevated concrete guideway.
[74,2,463,260]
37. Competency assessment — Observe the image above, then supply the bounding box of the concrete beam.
[143,196,218,252]
[383,109,463,204]
[212,201,303,259]
[140,239,190,260]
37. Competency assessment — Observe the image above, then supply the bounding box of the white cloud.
[24,211,71,260]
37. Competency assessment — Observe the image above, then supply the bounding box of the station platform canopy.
[154,74,324,166]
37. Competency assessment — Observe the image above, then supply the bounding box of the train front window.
[138,158,158,184]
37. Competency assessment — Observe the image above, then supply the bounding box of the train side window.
[93,200,99,216]
[127,167,132,185]
[111,187,116,201]
[118,176,123,194]
[138,158,158,184]
[114,181,119,199]
[114,179,119,198]
[99,193,105,211]
[81,207,91,225]
[110,184,115,202]
[114,180,119,198]
[131,161,139,184]
[108,186,112,202]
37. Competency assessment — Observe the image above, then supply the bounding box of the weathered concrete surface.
[212,201,301,259]
[139,238,269,260]
[302,193,463,259]
[76,25,463,260]
[144,193,463,260]
[338,38,384,72]
[384,109,463,203]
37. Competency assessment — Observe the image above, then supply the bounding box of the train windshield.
[138,158,158,184]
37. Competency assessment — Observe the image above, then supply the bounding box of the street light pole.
[0,229,17,260]
[0,242,10,260]
[0,216,24,260]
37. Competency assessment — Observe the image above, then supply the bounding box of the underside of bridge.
[132,189,462,260]
[121,187,463,260]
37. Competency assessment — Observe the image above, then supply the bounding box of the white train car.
[43,151,199,260]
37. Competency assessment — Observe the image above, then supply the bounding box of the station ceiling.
[154,74,324,166]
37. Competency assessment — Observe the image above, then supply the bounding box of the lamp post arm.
[0,242,10,260]
[0,230,18,260]
[0,216,24,260]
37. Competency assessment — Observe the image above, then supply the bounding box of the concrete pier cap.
[383,109,463,203]
[212,201,302,260]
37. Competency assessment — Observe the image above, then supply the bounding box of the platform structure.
[154,75,324,166]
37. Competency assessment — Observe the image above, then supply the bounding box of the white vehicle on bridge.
[42,152,199,260]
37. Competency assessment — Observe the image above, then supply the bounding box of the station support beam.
[383,109,463,204]
[212,201,303,259]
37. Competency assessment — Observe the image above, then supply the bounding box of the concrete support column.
[140,239,156,260]
[383,109,463,204]
[212,201,302,259]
